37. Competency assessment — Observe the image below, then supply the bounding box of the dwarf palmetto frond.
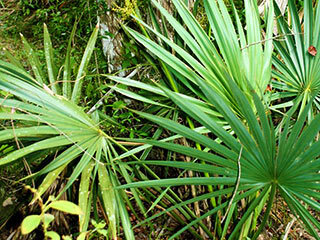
[112,0,274,120]
[0,23,138,238]
[118,76,320,239]
[272,0,320,117]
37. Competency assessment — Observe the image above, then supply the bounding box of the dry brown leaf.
[308,45,317,56]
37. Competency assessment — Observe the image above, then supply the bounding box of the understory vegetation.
[0,0,319,239]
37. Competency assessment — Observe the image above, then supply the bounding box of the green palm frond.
[118,76,320,239]
[0,23,139,238]
[272,0,320,117]
[117,0,274,120]
[0,23,217,239]
[0,60,138,239]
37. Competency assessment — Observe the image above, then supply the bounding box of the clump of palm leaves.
[0,21,213,239]
[108,0,320,239]
[111,0,274,120]
[0,0,320,239]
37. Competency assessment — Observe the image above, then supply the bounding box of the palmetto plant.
[0,23,214,240]
[113,0,274,119]
[272,0,320,117]
[0,24,142,238]
[105,0,275,236]
[118,76,320,239]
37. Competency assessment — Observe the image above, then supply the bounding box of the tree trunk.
[99,0,124,76]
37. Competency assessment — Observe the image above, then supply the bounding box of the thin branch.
[221,145,243,224]
[10,107,35,188]
[87,68,139,114]
[240,32,303,51]
[283,217,296,240]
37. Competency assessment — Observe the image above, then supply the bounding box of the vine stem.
[221,145,243,224]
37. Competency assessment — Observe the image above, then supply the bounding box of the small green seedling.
[88,219,108,239]
[21,186,83,240]
[76,219,108,240]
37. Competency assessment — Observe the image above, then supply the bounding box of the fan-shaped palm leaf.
[118,0,274,119]
[117,77,320,239]
[0,23,140,238]
[272,0,320,118]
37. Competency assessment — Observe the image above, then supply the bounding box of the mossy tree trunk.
[99,0,124,76]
